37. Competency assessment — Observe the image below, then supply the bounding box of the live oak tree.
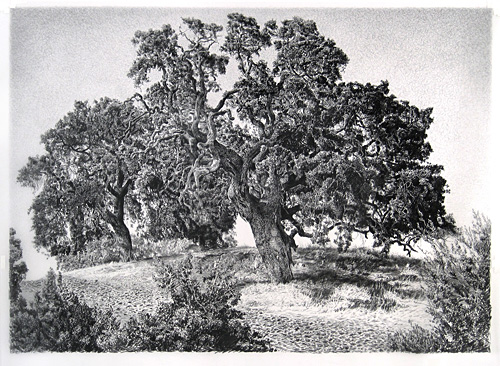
[127,14,450,283]
[19,13,450,281]
[18,98,146,260]
[18,98,236,260]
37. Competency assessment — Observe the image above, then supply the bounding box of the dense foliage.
[18,98,236,260]
[10,234,268,352]
[124,14,450,282]
[19,13,450,282]
[119,256,270,351]
[9,228,28,302]
[389,213,491,352]
[10,269,119,352]
[55,237,127,271]
[17,99,144,259]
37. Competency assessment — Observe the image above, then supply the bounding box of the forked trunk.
[247,202,294,283]
[106,168,133,261]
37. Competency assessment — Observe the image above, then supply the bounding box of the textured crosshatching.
[8,8,492,354]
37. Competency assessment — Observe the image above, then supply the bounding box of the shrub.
[389,324,441,353]
[119,255,271,352]
[56,237,200,271]
[193,250,268,284]
[56,237,124,271]
[9,228,28,302]
[389,212,491,352]
[10,269,120,352]
[132,237,196,259]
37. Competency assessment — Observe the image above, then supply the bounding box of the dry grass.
[234,246,432,333]
[21,244,433,343]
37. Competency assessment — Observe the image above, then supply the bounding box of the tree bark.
[106,170,133,261]
[247,201,294,283]
[106,209,133,261]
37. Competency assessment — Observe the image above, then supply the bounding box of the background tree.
[9,228,28,302]
[19,96,237,261]
[128,14,451,283]
[18,98,146,260]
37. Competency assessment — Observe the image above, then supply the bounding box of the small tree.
[9,228,28,302]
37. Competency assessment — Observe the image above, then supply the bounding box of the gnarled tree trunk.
[106,209,133,261]
[106,168,133,261]
[246,200,294,283]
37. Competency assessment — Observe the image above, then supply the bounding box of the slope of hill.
[20,246,432,352]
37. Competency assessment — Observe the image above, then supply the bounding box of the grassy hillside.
[20,246,431,352]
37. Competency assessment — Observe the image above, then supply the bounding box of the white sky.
[3,5,496,280]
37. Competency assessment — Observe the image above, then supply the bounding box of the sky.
[5,6,495,280]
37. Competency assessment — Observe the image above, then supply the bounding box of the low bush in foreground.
[390,213,491,352]
[11,242,269,352]
[10,269,119,352]
[119,256,270,352]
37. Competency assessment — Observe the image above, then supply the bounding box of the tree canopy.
[124,14,450,282]
[19,13,451,282]
[18,97,236,260]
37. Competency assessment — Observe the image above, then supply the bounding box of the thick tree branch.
[284,205,301,216]
[122,178,132,197]
[107,182,119,198]
[212,89,239,112]
[281,205,313,238]
[128,93,160,115]
[247,109,266,137]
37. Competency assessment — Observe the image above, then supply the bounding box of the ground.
[20,246,433,352]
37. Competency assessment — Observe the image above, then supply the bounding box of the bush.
[132,237,197,259]
[389,324,441,353]
[390,212,491,352]
[9,228,28,302]
[12,236,270,352]
[10,269,120,352]
[56,236,202,271]
[193,250,268,284]
[118,255,271,352]
[56,237,124,271]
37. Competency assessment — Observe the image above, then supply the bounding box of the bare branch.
[117,112,148,141]
[128,93,153,114]
[280,205,311,238]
